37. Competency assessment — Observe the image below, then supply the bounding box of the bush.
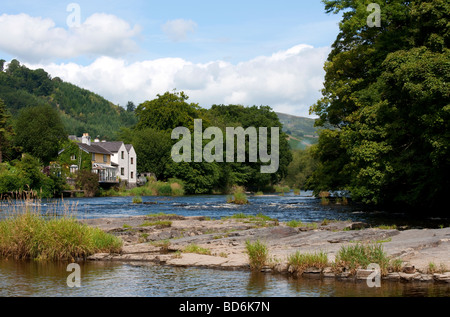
[227,186,249,205]
[76,170,99,197]
[245,240,269,271]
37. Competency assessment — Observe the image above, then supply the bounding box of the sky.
[0,0,342,117]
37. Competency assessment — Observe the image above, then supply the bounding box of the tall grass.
[245,240,269,270]
[0,200,122,261]
[227,186,249,205]
[334,243,389,275]
[288,251,329,273]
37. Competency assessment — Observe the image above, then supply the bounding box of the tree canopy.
[309,0,449,211]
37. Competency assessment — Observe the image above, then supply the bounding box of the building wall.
[92,153,111,165]
[128,147,137,184]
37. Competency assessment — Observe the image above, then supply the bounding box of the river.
[0,192,449,297]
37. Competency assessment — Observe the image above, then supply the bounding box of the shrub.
[132,196,143,204]
[245,240,269,271]
[76,170,99,197]
[227,186,249,205]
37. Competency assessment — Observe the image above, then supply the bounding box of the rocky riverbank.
[81,214,450,283]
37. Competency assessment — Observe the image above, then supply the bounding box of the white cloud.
[161,19,198,42]
[28,44,329,117]
[0,13,140,63]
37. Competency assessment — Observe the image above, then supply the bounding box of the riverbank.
[81,214,450,284]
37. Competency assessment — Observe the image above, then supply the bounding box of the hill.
[276,112,320,150]
[0,59,136,140]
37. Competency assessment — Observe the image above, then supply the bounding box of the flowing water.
[1,192,449,297]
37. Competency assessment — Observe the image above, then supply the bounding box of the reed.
[334,242,389,276]
[288,251,329,273]
[245,239,269,271]
[0,199,122,261]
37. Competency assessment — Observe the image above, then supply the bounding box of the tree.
[0,99,15,163]
[15,104,67,164]
[131,128,173,180]
[310,0,450,211]
[135,91,206,131]
[0,60,5,72]
[126,101,136,113]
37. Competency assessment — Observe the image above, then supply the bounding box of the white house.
[92,141,137,187]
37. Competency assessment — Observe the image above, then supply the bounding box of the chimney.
[81,133,91,146]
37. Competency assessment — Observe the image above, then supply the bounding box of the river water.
[1,192,449,297]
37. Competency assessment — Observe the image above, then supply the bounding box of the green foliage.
[288,251,329,273]
[0,154,62,198]
[285,148,317,190]
[309,0,450,210]
[245,240,269,271]
[75,170,99,198]
[0,211,123,261]
[123,128,172,179]
[183,244,212,256]
[135,90,205,132]
[334,243,390,276]
[0,99,15,163]
[14,104,67,164]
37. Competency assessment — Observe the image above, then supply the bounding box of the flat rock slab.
[84,216,450,278]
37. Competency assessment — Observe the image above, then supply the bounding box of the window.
[70,155,76,161]
[121,151,124,159]
[131,157,134,165]
[103,155,107,163]
[121,168,125,176]
[92,153,95,161]
[131,172,134,179]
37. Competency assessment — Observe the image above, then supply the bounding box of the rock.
[272,263,288,273]
[349,222,369,230]
[403,264,416,274]
[399,272,421,281]
[356,269,376,280]
[434,273,450,283]
[386,273,401,281]
[261,266,272,273]
[337,272,352,279]
[419,274,434,282]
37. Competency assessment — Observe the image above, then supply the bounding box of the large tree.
[310,0,449,211]
[14,104,67,164]
[0,99,15,163]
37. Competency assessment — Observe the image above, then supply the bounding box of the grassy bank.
[101,178,185,198]
[0,210,123,261]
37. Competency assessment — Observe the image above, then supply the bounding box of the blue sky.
[0,0,342,117]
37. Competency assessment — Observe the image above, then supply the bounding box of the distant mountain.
[276,112,320,150]
[0,59,136,140]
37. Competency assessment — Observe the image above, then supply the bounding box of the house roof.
[78,143,113,155]
[125,144,133,152]
[93,141,124,153]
